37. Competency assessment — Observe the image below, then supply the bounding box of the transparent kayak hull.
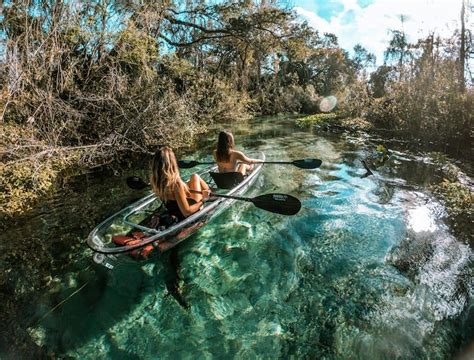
[87,153,265,265]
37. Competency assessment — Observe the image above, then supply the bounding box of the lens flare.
[319,96,337,112]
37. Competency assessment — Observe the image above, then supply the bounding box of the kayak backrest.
[209,172,245,189]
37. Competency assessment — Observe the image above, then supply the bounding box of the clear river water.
[14,116,473,359]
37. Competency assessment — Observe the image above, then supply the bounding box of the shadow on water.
[164,248,190,310]
[35,262,148,355]
[0,167,152,357]
[31,247,190,356]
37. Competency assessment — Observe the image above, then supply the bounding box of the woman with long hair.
[150,146,210,221]
[213,130,262,175]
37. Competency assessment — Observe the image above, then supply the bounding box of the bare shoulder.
[232,150,245,159]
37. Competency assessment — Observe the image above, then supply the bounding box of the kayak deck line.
[86,152,265,263]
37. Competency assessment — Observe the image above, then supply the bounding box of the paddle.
[126,176,301,215]
[190,190,301,215]
[177,158,322,169]
[126,176,150,190]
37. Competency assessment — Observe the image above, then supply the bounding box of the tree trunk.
[460,0,466,92]
[256,57,261,91]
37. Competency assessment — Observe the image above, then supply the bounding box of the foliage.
[296,112,373,133]
[0,1,472,217]
[344,31,472,155]
[337,79,371,118]
[340,117,373,131]
[369,65,396,98]
[1,124,96,216]
[1,160,56,216]
[351,44,376,73]
[384,29,410,72]
[296,113,340,127]
[431,179,473,236]
[258,83,321,115]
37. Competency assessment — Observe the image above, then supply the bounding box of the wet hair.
[216,131,234,162]
[150,146,185,201]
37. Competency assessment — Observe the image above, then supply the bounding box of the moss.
[431,179,473,238]
[0,156,79,218]
[296,113,341,127]
[296,113,373,132]
[340,117,373,131]
[0,124,83,217]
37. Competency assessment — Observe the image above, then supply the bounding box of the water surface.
[23,117,474,358]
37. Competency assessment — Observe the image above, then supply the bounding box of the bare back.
[213,149,258,176]
[214,149,240,172]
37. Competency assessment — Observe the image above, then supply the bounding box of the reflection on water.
[408,205,437,233]
[22,117,473,358]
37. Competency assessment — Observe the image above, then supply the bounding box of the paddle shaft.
[184,161,297,165]
[261,161,294,164]
[190,190,250,202]
[179,159,322,169]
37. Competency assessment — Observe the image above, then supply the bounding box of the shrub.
[296,113,340,127]
[431,179,473,236]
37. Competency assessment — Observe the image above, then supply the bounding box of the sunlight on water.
[408,206,437,233]
[28,117,473,359]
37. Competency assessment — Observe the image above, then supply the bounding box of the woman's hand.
[202,189,211,202]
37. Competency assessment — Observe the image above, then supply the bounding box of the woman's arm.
[175,183,204,217]
[234,151,263,165]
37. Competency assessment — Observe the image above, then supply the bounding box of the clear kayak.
[87,152,265,268]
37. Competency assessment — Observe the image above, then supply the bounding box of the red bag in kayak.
[112,232,154,259]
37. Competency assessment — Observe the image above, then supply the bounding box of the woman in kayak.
[151,146,210,221]
[213,130,262,175]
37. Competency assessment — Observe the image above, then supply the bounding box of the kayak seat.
[209,172,244,189]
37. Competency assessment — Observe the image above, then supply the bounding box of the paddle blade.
[126,176,149,190]
[292,158,322,169]
[177,160,200,168]
[252,193,302,215]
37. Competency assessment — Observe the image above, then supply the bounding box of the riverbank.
[0,122,213,222]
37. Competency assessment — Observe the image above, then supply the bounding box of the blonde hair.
[150,146,186,201]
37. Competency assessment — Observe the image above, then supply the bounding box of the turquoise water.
[26,117,473,358]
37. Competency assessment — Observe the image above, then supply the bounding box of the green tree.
[384,29,410,79]
[351,44,376,73]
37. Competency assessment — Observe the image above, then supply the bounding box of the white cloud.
[295,0,461,64]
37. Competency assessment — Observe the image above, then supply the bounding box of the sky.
[293,0,464,65]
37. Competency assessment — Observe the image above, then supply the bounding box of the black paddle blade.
[126,176,149,190]
[177,160,200,168]
[292,158,322,169]
[251,193,302,215]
